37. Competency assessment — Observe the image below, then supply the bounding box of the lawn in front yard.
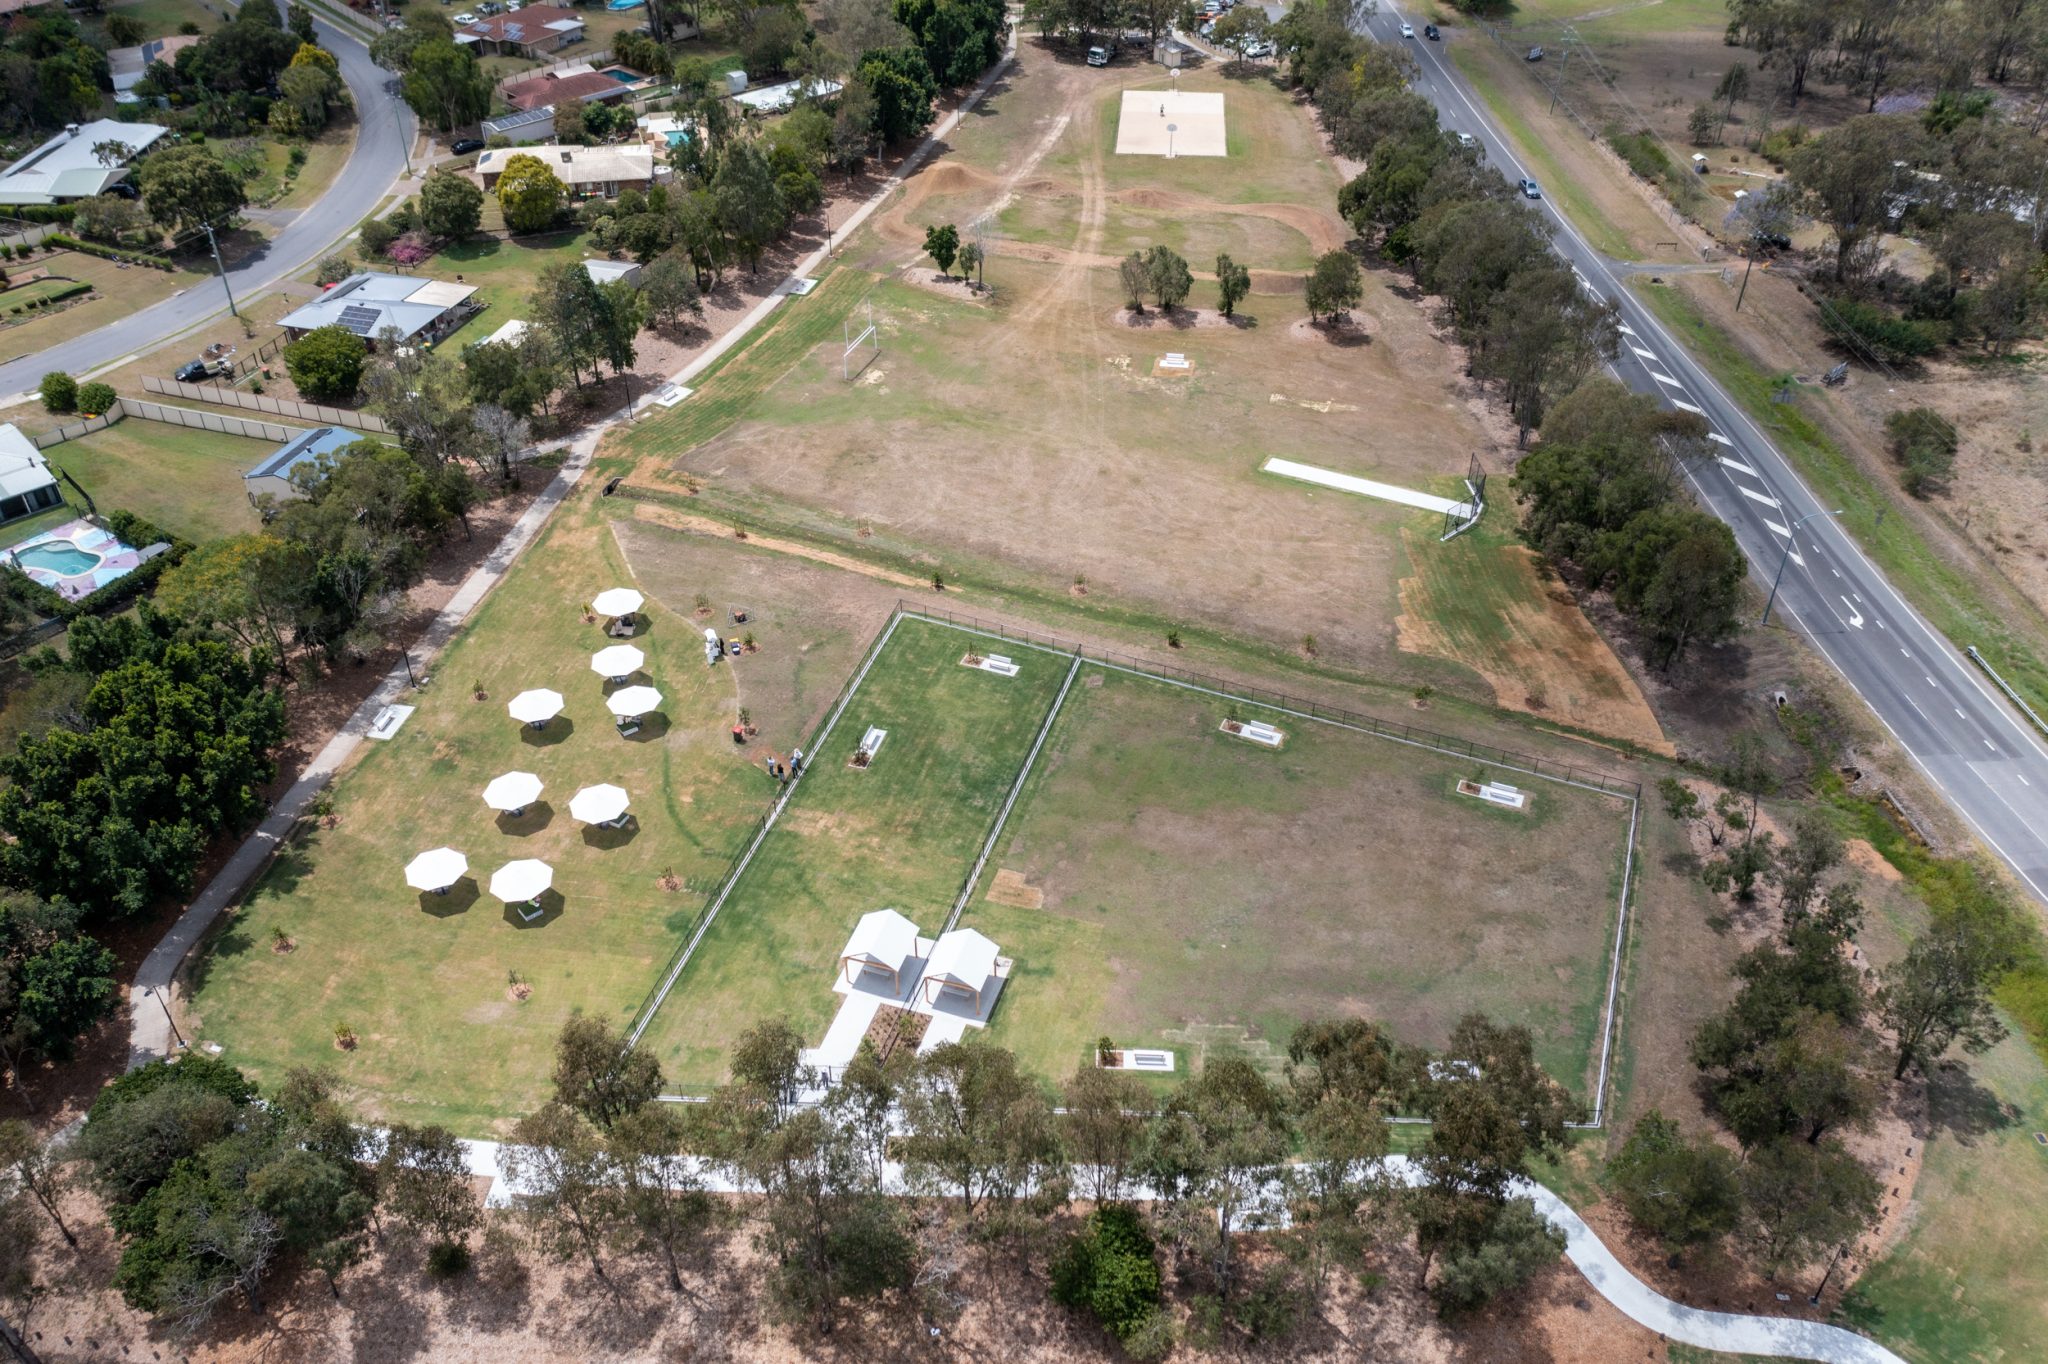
[182,492,888,1134]
[41,418,278,542]
[0,249,209,354]
[963,660,1635,1093]
[634,613,1069,1090]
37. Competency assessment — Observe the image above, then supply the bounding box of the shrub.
[283,324,368,401]
[38,372,77,413]
[358,217,400,258]
[387,231,434,266]
[1819,295,1946,364]
[1051,1205,1164,1346]
[1883,406,1958,497]
[75,381,117,416]
[1605,124,1674,181]
[1757,123,1809,168]
[314,255,353,287]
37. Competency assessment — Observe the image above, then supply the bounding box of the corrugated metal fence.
[138,377,394,433]
[32,399,309,448]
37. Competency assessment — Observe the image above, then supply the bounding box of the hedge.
[4,204,78,225]
[41,233,175,271]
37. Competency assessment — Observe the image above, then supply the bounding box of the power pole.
[202,220,240,321]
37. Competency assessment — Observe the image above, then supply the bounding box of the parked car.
[1526,45,1544,60]
[173,360,211,383]
[1454,131,1477,147]
[452,137,485,155]
[1244,38,1272,57]
[1400,21,1414,37]
[1518,177,1542,199]
[452,12,478,25]
[1424,23,1439,39]
[477,1,503,13]
[1085,44,1109,66]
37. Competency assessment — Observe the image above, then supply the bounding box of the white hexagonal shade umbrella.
[568,784,630,826]
[591,588,645,618]
[404,847,467,893]
[589,645,645,682]
[489,858,553,905]
[605,685,663,720]
[507,689,565,727]
[483,770,544,813]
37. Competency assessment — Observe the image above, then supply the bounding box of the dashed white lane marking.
[1649,371,1682,386]
[1957,708,1967,718]
[1766,520,1791,537]
[1707,432,1732,445]
[2022,774,2034,787]
[1672,399,1705,414]
[1630,345,1656,359]
[1926,676,1938,687]
[1618,323,1636,337]
[1738,486,1781,509]
[1718,454,1757,475]
[1986,739,1999,752]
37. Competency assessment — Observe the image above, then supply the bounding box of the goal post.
[1440,451,1487,541]
[842,299,879,381]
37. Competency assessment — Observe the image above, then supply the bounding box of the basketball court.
[1113,89,1227,157]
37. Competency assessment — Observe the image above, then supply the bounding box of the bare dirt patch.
[985,866,1045,908]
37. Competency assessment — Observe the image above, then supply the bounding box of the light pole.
[1735,232,1761,311]
[1760,507,1843,626]
[1809,1241,1850,1305]
[1167,122,1177,160]
[202,221,239,322]
[148,985,186,1051]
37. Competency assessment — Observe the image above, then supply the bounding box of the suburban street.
[0,11,413,403]
[1362,5,2048,909]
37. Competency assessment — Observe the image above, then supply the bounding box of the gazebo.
[404,847,467,895]
[921,928,999,1013]
[592,587,644,636]
[590,644,645,684]
[483,770,544,815]
[507,688,565,730]
[568,783,631,828]
[837,908,924,994]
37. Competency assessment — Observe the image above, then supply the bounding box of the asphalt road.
[1363,5,2048,908]
[0,12,414,403]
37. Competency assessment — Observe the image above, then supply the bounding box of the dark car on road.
[1424,23,1439,39]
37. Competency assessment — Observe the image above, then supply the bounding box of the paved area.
[1114,89,1228,157]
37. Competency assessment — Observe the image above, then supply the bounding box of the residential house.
[243,426,364,504]
[481,106,559,144]
[107,36,202,101]
[0,119,170,207]
[582,259,641,287]
[454,6,586,59]
[474,144,656,198]
[501,63,644,113]
[278,273,480,350]
[0,424,64,525]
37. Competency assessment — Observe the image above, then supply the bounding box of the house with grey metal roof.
[0,119,170,206]
[243,426,365,503]
[278,273,479,349]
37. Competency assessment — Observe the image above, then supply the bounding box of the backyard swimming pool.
[5,518,148,601]
[14,541,102,577]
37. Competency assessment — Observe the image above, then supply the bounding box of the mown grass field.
[635,614,1067,1089]
[183,490,881,1134]
[43,419,276,543]
[965,659,1633,1092]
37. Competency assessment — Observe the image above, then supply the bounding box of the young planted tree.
[923,222,960,276]
[955,239,983,286]
[1215,252,1251,317]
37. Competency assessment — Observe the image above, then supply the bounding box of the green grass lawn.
[635,614,1069,1089]
[962,659,1634,1093]
[42,419,277,543]
[1634,282,2048,719]
[0,502,85,551]
[183,492,881,1134]
[430,230,599,346]
[0,250,209,353]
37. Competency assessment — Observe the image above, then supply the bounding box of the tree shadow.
[1223,312,1258,329]
[1922,1057,2019,1144]
[520,716,575,747]
[503,888,565,929]
[419,877,481,918]
[496,801,555,836]
[581,819,640,851]
[1310,317,1371,346]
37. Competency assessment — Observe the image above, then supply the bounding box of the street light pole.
[1760,507,1843,626]
[149,986,186,1051]
[1735,235,1759,311]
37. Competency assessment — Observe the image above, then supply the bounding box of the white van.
[1086,44,1110,66]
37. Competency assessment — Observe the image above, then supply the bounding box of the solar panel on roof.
[337,304,382,336]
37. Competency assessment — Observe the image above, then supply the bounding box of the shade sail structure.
[922,928,999,1007]
[404,847,468,892]
[840,908,923,989]
[605,685,662,719]
[507,689,565,725]
[490,858,554,904]
[589,645,645,680]
[568,783,630,825]
[483,770,544,812]
[591,587,644,617]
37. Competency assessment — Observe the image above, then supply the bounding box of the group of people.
[765,747,804,783]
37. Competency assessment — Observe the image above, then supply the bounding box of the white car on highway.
[1400,22,1414,37]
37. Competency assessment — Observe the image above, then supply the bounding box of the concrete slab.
[1115,90,1226,157]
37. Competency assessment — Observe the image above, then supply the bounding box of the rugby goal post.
[1440,451,1487,541]
[843,300,880,381]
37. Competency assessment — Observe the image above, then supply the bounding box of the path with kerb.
[117,25,1906,1361]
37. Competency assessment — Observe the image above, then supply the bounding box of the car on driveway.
[1400,21,1414,37]
[452,137,485,155]
[173,359,212,383]
[1518,177,1542,199]
[453,12,478,24]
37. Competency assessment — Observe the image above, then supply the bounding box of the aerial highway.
[1363,4,2048,909]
